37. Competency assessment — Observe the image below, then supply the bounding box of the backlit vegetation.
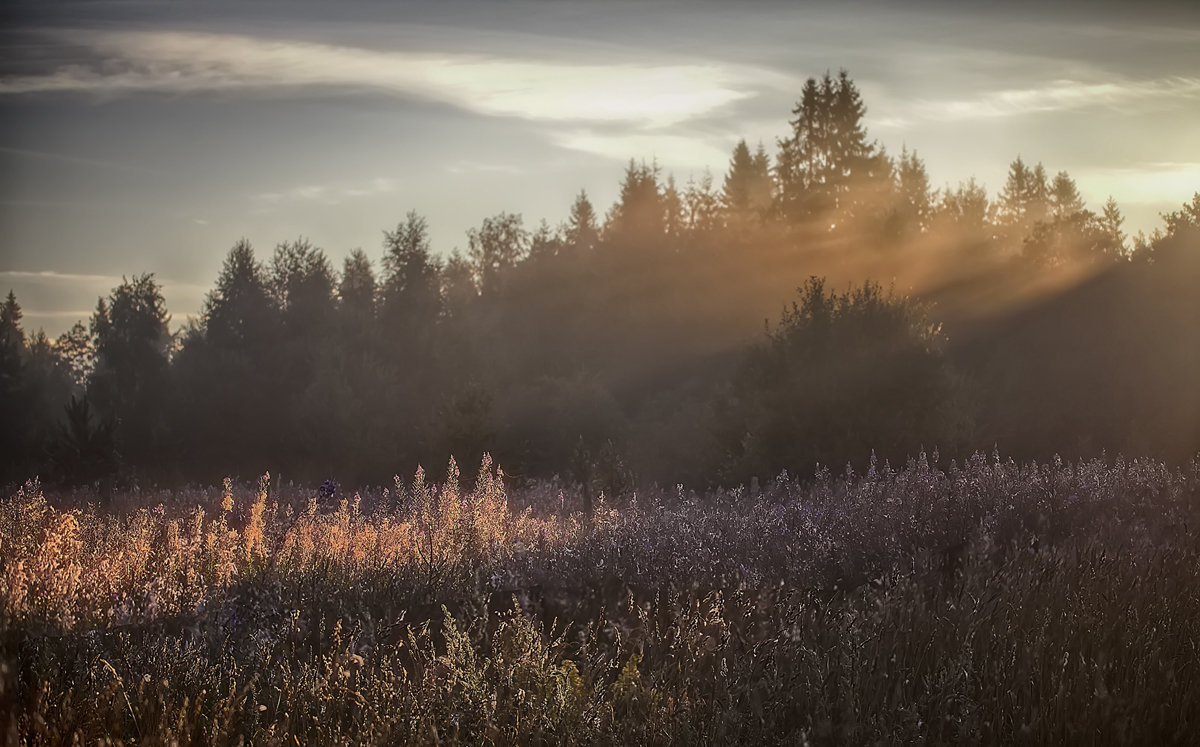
[5,453,1199,743]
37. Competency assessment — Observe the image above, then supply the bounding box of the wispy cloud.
[20,309,96,320]
[0,269,131,285]
[880,76,1200,128]
[554,130,731,172]
[0,269,208,295]
[253,177,399,206]
[0,30,763,129]
[0,145,159,173]
[445,161,525,176]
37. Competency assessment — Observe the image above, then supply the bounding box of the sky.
[1,0,1198,337]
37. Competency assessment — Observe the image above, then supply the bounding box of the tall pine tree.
[776,70,876,227]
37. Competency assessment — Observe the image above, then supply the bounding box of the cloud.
[0,269,208,296]
[0,29,762,129]
[902,76,1200,124]
[0,145,158,173]
[0,269,131,285]
[253,177,399,206]
[445,161,525,176]
[554,130,731,172]
[20,309,95,320]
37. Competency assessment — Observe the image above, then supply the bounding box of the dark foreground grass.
[3,453,1199,744]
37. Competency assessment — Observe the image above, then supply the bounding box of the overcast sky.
[2,0,1198,336]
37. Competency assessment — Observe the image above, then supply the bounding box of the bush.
[721,277,970,483]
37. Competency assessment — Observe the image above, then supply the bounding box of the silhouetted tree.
[338,248,378,324]
[1020,177,1122,266]
[607,159,665,243]
[22,331,74,455]
[0,291,23,405]
[722,139,773,224]
[934,178,992,236]
[528,220,562,262]
[270,238,336,335]
[723,277,967,481]
[174,241,278,475]
[683,171,722,235]
[1099,197,1127,258]
[997,157,1049,243]
[1048,170,1085,220]
[1022,211,1109,266]
[468,212,529,295]
[441,250,478,320]
[0,291,26,478]
[89,274,172,467]
[776,76,831,223]
[662,175,685,240]
[55,321,93,390]
[267,239,337,465]
[48,395,118,487]
[1161,192,1200,239]
[381,212,442,330]
[893,146,933,236]
[751,142,774,215]
[564,190,600,254]
[203,239,277,351]
[776,71,876,227]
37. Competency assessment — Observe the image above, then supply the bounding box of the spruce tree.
[1049,171,1085,220]
[564,190,600,253]
[382,211,443,328]
[896,146,933,234]
[776,70,875,227]
[339,248,378,323]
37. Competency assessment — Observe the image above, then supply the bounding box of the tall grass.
[3,452,1199,744]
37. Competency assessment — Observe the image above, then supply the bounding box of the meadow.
[3,452,1200,745]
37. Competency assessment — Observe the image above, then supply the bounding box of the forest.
[2,70,1199,493]
[4,71,1200,744]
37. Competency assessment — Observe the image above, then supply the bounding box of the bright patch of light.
[1077,163,1200,204]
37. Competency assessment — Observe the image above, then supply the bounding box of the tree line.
[3,70,1198,491]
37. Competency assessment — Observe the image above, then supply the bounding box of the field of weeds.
[3,453,1200,744]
